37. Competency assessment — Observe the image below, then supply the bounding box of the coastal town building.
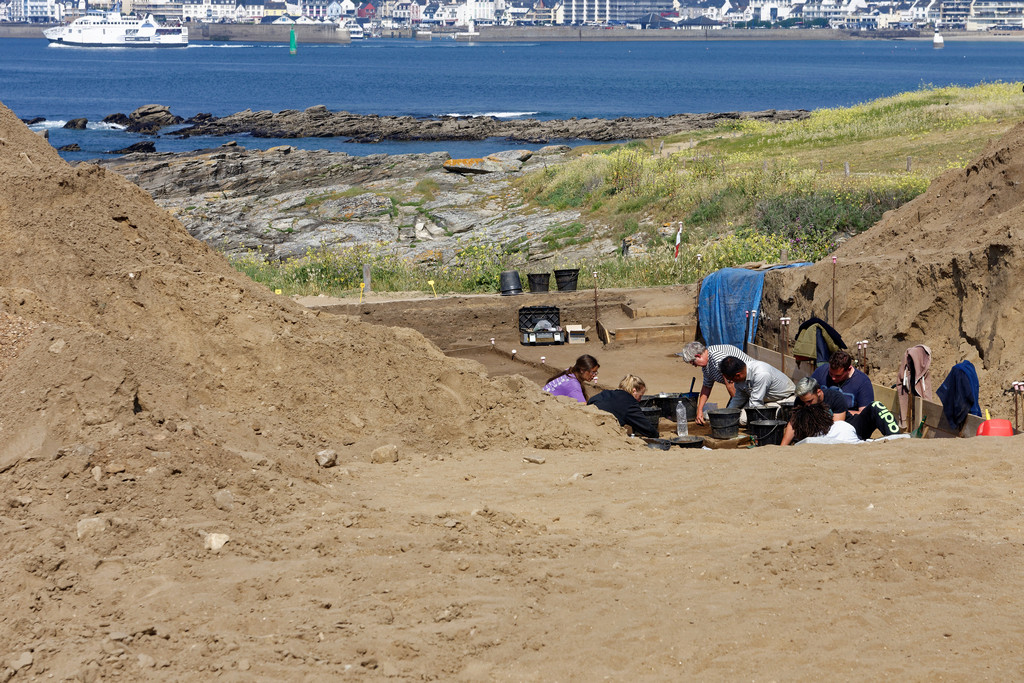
[123,0,184,21]
[10,0,66,21]
[183,0,234,21]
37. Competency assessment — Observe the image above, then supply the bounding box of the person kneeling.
[587,374,659,438]
[781,377,901,445]
[789,402,861,444]
[720,356,795,425]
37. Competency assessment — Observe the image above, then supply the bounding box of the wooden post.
[362,263,371,293]
[844,161,850,177]
[831,256,837,327]
[906,156,912,172]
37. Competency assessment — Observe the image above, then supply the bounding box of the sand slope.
[2,103,1024,681]
[763,122,1024,415]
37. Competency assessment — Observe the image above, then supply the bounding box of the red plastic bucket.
[976,418,1014,436]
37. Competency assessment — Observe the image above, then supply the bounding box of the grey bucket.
[707,408,741,440]
[499,270,523,296]
[527,272,550,293]
[748,419,787,446]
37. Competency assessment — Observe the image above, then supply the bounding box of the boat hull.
[46,37,188,47]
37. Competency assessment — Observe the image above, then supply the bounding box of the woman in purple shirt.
[542,354,600,403]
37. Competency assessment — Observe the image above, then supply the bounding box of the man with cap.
[678,341,754,425]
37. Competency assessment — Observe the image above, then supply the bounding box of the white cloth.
[797,420,861,445]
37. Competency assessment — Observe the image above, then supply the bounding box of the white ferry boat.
[341,18,364,39]
[43,12,188,47]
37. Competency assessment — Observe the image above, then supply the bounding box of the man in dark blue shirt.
[811,350,874,413]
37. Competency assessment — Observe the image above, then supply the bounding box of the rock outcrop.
[126,104,183,134]
[168,105,810,142]
[98,143,601,263]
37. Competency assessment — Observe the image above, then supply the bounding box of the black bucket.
[746,406,778,423]
[553,268,579,292]
[663,392,700,420]
[527,272,550,293]
[707,409,741,440]
[777,399,796,424]
[748,419,787,446]
[640,405,662,434]
[499,270,523,296]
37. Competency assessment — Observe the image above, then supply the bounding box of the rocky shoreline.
[97,142,594,263]
[171,105,810,143]
[25,103,810,145]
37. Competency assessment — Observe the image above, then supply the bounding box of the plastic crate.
[518,306,560,332]
[518,306,564,345]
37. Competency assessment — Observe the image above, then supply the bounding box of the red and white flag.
[674,225,682,260]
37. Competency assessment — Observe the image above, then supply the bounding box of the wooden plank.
[610,324,697,344]
[621,302,697,319]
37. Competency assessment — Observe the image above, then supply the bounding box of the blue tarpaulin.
[698,265,811,348]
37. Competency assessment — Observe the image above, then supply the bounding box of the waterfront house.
[674,0,732,21]
[263,0,288,14]
[356,0,376,17]
[677,12,724,24]
[183,0,235,21]
[234,0,265,21]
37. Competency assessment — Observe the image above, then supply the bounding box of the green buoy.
[289,27,296,55]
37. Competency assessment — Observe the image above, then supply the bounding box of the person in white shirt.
[790,401,862,444]
[720,356,795,410]
[678,341,754,425]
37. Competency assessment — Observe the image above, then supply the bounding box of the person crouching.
[542,354,599,403]
[587,374,659,438]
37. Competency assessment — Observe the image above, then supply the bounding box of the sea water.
[1,37,1023,161]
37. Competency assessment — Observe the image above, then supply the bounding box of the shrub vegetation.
[228,83,1024,296]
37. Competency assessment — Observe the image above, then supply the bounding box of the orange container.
[976,418,1014,436]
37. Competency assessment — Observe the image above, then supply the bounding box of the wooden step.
[621,301,696,319]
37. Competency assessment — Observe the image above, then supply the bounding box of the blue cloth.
[698,264,811,348]
[935,360,981,430]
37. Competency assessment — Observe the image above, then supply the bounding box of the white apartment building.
[12,0,64,21]
[182,0,234,21]
[455,0,497,22]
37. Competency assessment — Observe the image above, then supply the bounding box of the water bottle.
[676,401,688,437]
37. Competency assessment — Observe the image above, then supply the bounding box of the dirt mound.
[762,121,1024,414]
[0,102,621,466]
[0,100,643,679]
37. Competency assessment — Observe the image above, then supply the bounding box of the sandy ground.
[3,100,1024,682]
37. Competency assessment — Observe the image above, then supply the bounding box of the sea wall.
[456,27,859,41]
[189,23,349,43]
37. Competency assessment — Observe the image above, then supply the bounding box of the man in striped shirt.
[679,341,754,425]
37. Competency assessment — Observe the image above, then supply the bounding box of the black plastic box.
[518,306,565,345]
